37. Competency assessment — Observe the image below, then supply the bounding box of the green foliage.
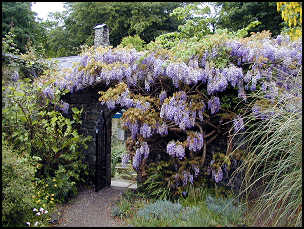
[43,2,183,57]
[146,3,215,51]
[2,30,20,55]
[118,35,146,51]
[111,190,146,219]
[2,29,55,81]
[2,141,37,226]
[112,185,245,226]
[216,2,284,37]
[129,197,245,227]
[2,40,91,208]
[2,2,45,54]
[111,138,126,177]
[170,3,213,38]
[137,160,176,200]
[136,200,183,221]
[205,195,246,224]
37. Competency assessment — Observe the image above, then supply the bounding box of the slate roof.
[52,56,81,70]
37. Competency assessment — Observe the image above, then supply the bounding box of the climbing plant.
[47,28,301,198]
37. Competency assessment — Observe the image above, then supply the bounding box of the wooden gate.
[95,109,112,192]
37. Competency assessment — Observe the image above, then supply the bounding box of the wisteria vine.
[46,31,301,192]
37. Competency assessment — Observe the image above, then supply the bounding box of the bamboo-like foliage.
[231,67,302,226]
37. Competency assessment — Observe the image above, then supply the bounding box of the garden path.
[53,179,136,227]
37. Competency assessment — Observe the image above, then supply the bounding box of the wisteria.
[160,91,196,130]
[61,102,70,114]
[212,167,223,183]
[166,141,185,160]
[187,132,204,152]
[159,90,167,104]
[233,116,245,133]
[157,123,168,136]
[132,141,150,170]
[45,32,302,192]
[140,123,153,138]
[11,71,19,82]
[208,97,220,114]
[182,171,194,186]
[121,153,130,168]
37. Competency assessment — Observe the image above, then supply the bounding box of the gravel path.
[54,186,129,227]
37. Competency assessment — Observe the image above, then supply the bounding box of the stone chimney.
[94,24,110,47]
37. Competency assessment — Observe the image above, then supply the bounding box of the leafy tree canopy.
[2,2,44,53]
[277,2,302,40]
[46,2,184,56]
[216,2,284,37]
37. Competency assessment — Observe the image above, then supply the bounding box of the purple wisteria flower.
[182,171,189,186]
[187,132,204,152]
[140,123,152,138]
[132,141,150,170]
[182,171,194,186]
[212,167,223,183]
[159,90,167,104]
[175,144,185,160]
[160,92,195,130]
[132,149,141,170]
[193,166,200,177]
[106,100,115,110]
[237,81,247,101]
[166,141,176,157]
[153,58,165,77]
[121,154,129,168]
[233,115,245,133]
[61,102,69,114]
[80,55,89,67]
[166,141,185,159]
[43,87,54,100]
[157,123,168,136]
[201,51,209,68]
[124,121,139,139]
[263,43,276,62]
[225,65,243,88]
[208,97,220,114]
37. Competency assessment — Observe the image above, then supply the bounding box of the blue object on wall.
[112,112,123,118]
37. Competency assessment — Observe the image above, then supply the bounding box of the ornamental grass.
[232,68,302,227]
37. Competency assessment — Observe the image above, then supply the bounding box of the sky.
[31,2,66,21]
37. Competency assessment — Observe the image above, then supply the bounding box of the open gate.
[95,109,112,192]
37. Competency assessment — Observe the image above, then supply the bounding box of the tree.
[216,2,284,37]
[277,2,302,40]
[2,2,43,53]
[46,2,184,57]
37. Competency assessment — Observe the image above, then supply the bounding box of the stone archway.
[61,85,114,192]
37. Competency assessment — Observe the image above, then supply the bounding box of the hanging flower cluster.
[49,32,302,187]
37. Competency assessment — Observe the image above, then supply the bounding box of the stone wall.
[61,85,113,184]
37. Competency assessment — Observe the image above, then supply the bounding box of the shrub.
[118,35,146,51]
[2,42,91,204]
[205,195,246,225]
[131,198,245,227]
[111,137,126,177]
[2,140,36,226]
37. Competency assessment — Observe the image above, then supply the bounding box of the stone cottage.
[58,24,123,192]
